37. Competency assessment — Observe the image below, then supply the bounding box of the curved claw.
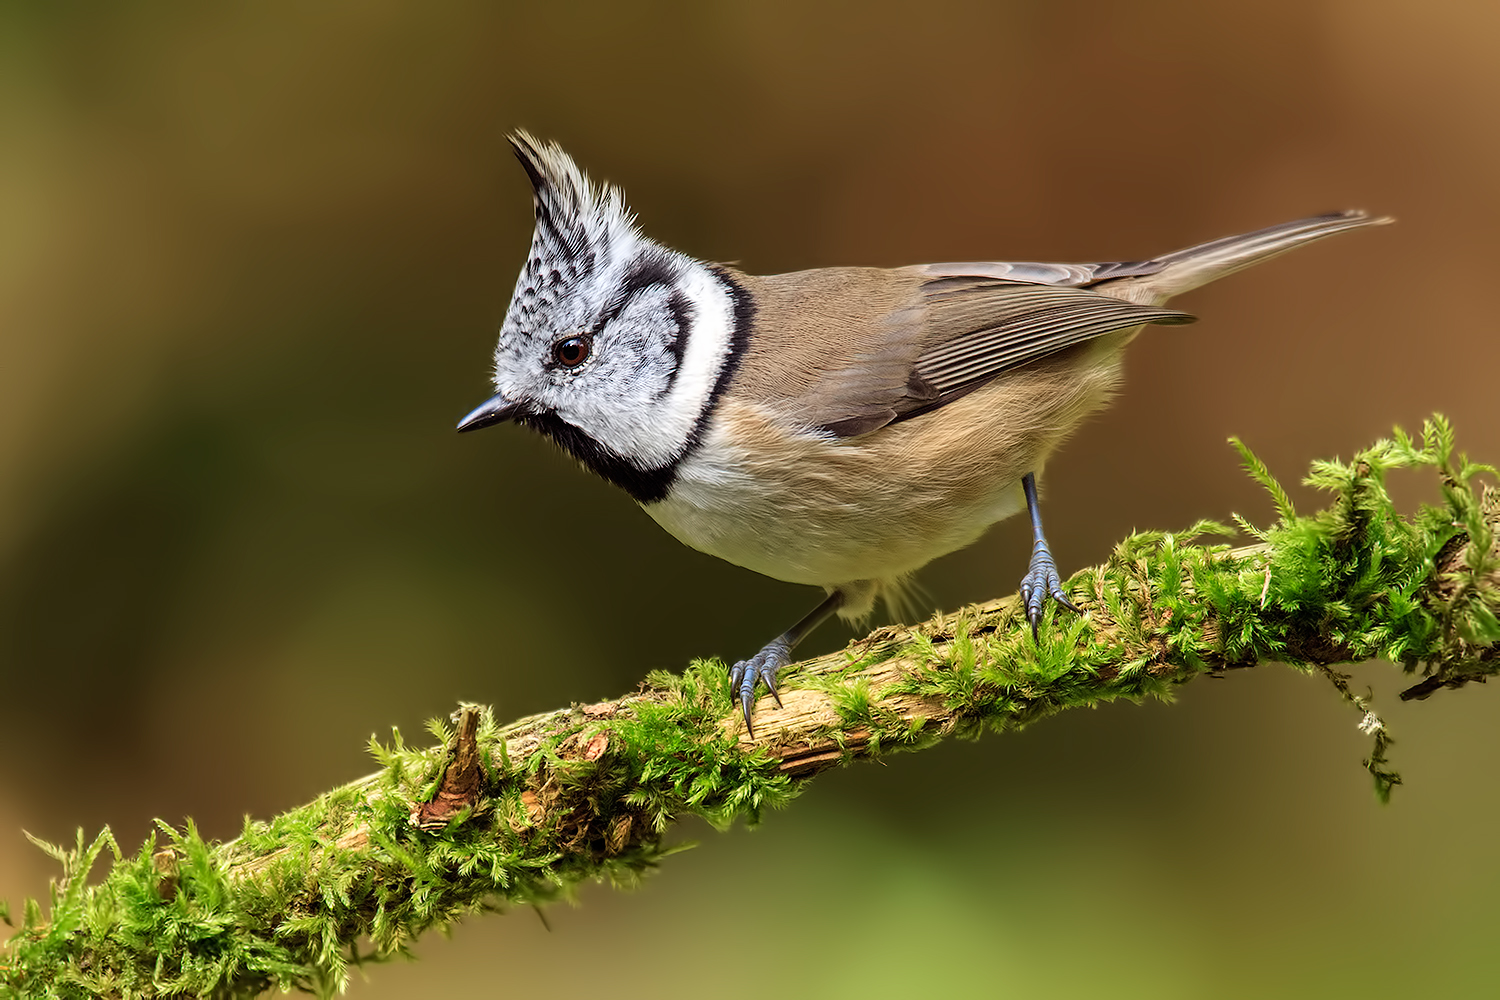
[729,638,792,737]
[1020,540,1081,641]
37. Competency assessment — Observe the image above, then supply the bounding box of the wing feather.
[727,265,1194,439]
[911,283,1193,400]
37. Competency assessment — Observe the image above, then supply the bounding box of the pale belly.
[646,439,1028,589]
[642,348,1123,597]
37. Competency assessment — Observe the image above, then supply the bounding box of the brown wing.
[728,265,1194,438]
[895,276,1194,427]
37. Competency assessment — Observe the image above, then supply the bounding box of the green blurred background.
[2,1,1497,996]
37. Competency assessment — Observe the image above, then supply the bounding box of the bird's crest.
[508,130,640,261]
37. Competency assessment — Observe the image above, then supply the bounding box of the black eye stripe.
[592,254,678,335]
[664,291,692,366]
[652,290,694,401]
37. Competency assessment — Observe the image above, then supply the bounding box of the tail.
[1101,210,1393,304]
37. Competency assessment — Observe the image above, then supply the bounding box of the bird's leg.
[1018,471,1080,640]
[730,590,845,736]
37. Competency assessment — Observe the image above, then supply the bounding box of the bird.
[457,130,1388,735]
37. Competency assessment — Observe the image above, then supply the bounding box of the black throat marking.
[521,265,753,505]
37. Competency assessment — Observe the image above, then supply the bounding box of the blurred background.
[2,1,1497,996]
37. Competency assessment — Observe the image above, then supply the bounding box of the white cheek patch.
[576,262,735,469]
[650,265,736,461]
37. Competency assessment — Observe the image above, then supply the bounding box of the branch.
[3,416,1497,998]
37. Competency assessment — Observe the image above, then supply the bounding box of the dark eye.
[553,335,592,369]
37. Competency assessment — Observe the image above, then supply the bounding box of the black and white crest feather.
[510,131,638,263]
[502,131,644,339]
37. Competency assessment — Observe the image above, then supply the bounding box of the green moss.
[877,416,1496,782]
[4,417,1497,997]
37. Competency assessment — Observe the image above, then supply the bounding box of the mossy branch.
[4,416,1498,998]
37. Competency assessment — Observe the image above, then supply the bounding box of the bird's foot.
[1019,540,1080,641]
[728,638,792,737]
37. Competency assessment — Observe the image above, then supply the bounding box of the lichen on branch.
[2,416,1496,999]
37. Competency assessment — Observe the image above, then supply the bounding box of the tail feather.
[1102,210,1393,304]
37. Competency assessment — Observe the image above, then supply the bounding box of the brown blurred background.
[2,1,1497,996]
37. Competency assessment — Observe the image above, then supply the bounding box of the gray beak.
[456,393,522,433]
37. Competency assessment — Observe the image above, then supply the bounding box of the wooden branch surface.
[4,421,1497,999]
